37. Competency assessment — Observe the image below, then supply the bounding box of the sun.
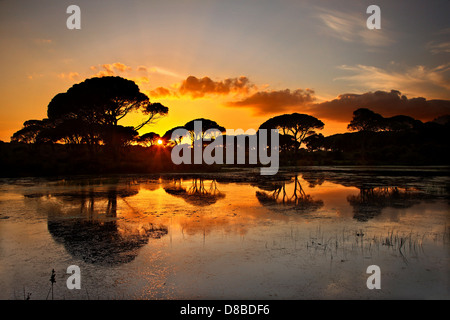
[157,139,163,145]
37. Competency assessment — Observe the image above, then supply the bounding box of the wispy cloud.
[27,73,44,80]
[316,8,392,47]
[140,66,183,78]
[56,62,181,89]
[33,38,52,45]
[426,41,450,54]
[83,63,183,85]
[57,72,80,81]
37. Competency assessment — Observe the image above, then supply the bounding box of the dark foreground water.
[0,167,449,299]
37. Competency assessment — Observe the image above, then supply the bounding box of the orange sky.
[0,0,449,141]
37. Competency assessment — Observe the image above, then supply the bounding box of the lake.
[0,166,449,299]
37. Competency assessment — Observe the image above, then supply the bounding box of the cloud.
[177,76,255,98]
[427,28,450,54]
[111,62,132,72]
[57,62,184,94]
[336,63,450,99]
[227,89,316,115]
[90,64,114,77]
[57,72,80,81]
[100,64,114,76]
[309,90,450,122]
[149,67,182,78]
[148,87,174,98]
[137,65,182,78]
[85,63,182,85]
[427,41,450,54]
[89,62,133,77]
[144,75,257,100]
[27,73,44,80]
[316,8,392,47]
[33,38,52,45]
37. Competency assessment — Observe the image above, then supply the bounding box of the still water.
[0,167,449,299]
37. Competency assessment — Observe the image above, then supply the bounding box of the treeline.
[295,109,450,166]
[1,76,449,177]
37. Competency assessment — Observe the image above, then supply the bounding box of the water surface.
[0,167,448,299]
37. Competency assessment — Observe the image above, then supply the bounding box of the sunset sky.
[1,0,449,141]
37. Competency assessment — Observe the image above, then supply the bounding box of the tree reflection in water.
[26,181,169,266]
[347,186,423,222]
[255,174,324,212]
[164,178,225,207]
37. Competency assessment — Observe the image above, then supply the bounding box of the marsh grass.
[304,225,449,264]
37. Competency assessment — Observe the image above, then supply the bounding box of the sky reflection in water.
[0,168,448,299]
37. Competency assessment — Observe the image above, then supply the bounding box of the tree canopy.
[348,108,424,132]
[138,132,161,147]
[48,76,167,128]
[259,113,324,149]
[13,76,168,146]
[11,119,53,144]
[347,108,385,132]
[162,126,187,146]
[183,118,226,144]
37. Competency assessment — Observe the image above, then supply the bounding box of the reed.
[305,226,442,263]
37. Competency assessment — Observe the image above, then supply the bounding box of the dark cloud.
[226,89,316,115]
[309,90,450,122]
[147,74,450,123]
[148,75,256,99]
[178,76,255,98]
